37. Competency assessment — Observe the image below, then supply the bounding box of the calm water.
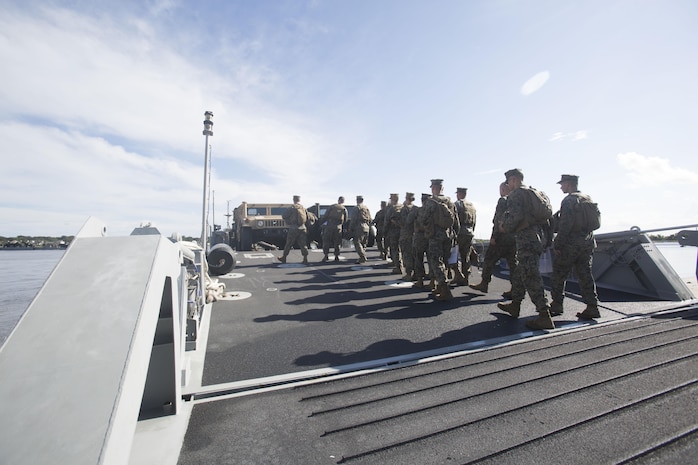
[0,244,696,347]
[0,249,65,346]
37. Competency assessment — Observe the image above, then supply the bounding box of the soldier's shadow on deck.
[293,313,522,368]
[254,286,496,323]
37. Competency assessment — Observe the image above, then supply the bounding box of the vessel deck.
[178,247,698,464]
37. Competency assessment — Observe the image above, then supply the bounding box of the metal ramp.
[587,230,694,301]
[0,218,189,465]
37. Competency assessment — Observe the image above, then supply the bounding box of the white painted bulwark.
[0,232,184,465]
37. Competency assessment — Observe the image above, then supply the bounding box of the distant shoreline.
[0,247,67,251]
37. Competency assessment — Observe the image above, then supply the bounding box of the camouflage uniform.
[454,193,477,283]
[399,200,416,277]
[280,203,308,262]
[424,195,457,287]
[322,202,347,260]
[352,200,372,263]
[383,200,403,272]
[502,184,549,311]
[373,202,387,259]
[480,196,517,284]
[551,191,598,307]
[411,202,429,283]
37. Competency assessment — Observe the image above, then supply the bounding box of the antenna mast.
[201,111,214,253]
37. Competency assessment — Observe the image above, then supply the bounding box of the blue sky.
[1,0,697,238]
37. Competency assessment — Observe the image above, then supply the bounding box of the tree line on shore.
[1,236,74,249]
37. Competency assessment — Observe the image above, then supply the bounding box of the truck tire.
[207,243,236,275]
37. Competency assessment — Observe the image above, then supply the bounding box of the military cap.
[406,192,415,200]
[504,168,524,180]
[557,174,579,184]
[293,195,301,201]
[356,195,364,203]
[430,179,444,187]
[390,193,399,198]
[456,187,468,194]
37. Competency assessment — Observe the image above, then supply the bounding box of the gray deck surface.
[178,247,698,465]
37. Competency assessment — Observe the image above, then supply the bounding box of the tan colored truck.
[232,202,292,251]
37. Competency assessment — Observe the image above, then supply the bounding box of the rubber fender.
[207,243,236,275]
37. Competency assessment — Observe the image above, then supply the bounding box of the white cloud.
[617,152,698,187]
[0,5,344,235]
[520,71,550,96]
[548,130,588,142]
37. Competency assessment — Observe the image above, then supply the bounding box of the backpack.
[433,197,456,229]
[524,186,553,225]
[358,204,372,223]
[295,205,308,226]
[327,204,345,222]
[572,193,601,231]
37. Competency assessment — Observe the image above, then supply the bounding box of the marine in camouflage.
[279,197,309,263]
[373,201,387,259]
[424,195,457,286]
[322,197,348,259]
[454,188,476,282]
[478,184,517,285]
[551,177,598,309]
[502,183,549,311]
[412,196,430,282]
[399,194,416,277]
[383,195,403,272]
[351,197,372,263]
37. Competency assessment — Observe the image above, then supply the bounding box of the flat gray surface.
[201,248,677,384]
[0,235,163,465]
[178,247,698,464]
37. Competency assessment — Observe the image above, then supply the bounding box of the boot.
[549,300,563,316]
[502,290,513,300]
[429,278,436,293]
[526,308,555,330]
[392,267,403,275]
[277,255,286,264]
[302,256,309,265]
[415,277,424,288]
[469,281,489,293]
[577,305,601,320]
[322,254,329,262]
[453,268,468,286]
[401,272,414,281]
[497,300,521,318]
[435,283,454,301]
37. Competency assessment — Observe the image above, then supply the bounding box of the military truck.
[232,202,292,251]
